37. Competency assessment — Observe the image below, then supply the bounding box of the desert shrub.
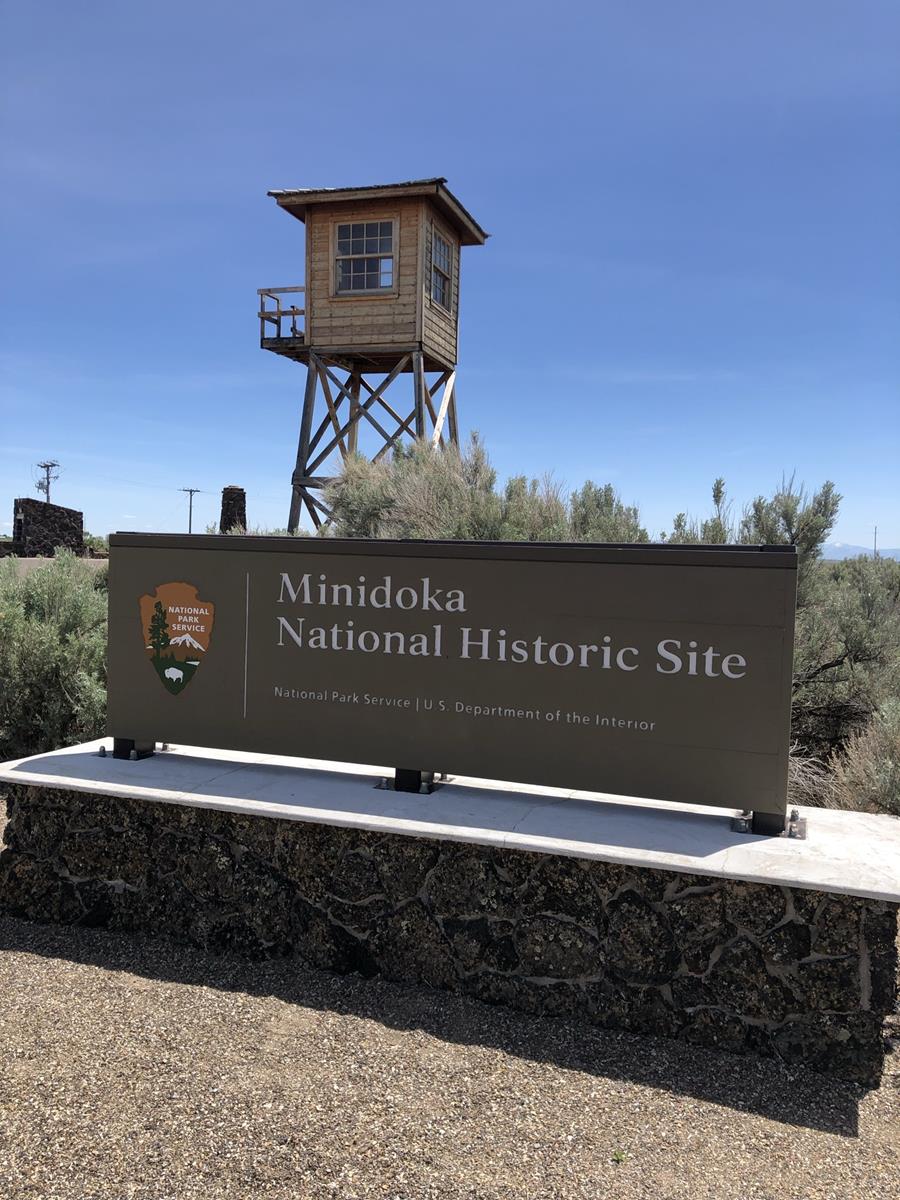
[792,555,900,757]
[326,436,505,540]
[570,481,649,543]
[739,477,841,606]
[663,476,840,605]
[0,552,107,760]
[786,747,835,808]
[664,478,734,546]
[326,435,647,544]
[203,524,305,537]
[83,532,109,556]
[830,699,900,815]
[500,475,570,542]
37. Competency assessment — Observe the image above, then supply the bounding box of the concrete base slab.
[1,739,898,902]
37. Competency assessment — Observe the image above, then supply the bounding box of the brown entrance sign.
[108,535,797,829]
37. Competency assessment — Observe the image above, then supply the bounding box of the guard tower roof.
[267,177,489,246]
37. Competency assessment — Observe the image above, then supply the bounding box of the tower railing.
[258,286,305,340]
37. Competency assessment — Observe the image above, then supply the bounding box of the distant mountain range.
[821,543,900,561]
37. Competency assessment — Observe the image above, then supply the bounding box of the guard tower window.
[335,221,394,293]
[431,230,452,309]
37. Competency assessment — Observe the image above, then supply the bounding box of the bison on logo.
[139,582,215,695]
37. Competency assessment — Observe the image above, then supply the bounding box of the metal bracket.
[394,768,435,794]
[376,769,438,794]
[111,738,155,761]
[786,809,808,839]
[730,808,806,839]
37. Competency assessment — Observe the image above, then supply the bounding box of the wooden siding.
[422,214,460,368]
[306,200,420,349]
[301,198,461,368]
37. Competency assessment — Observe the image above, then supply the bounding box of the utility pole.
[180,487,201,533]
[35,460,60,505]
[874,526,878,559]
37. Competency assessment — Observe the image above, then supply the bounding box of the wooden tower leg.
[286,352,462,528]
[347,368,361,455]
[431,370,456,448]
[412,351,427,439]
[447,380,460,448]
[288,354,320,533]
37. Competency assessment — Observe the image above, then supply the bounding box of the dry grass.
[831,702,900,816]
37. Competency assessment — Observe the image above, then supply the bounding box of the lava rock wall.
[1,785,895,1085]
[11,498,84,556]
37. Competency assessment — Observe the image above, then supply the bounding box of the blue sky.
[1,1,898,545]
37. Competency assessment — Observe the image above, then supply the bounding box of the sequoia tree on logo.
[138,582,215,695]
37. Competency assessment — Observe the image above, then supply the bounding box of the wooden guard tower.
[258,178,488,529]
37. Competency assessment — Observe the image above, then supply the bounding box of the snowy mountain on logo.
[169,633,206,651]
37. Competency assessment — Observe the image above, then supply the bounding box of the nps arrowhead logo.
[139,582,215,695]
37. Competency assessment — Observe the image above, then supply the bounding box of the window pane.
[434,233,451,275]
[351,223,364,239]
[380,221,392,237]
[432,267,449,308]
[365,222,379,237]
[335,254,394,291]
[337,224,350,240]
[365,236,378,253]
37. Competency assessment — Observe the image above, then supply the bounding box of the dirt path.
[0,907,897,1200]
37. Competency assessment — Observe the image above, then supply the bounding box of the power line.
[35,460,60,504]
[180,487,201,533]
[71,470,191,493]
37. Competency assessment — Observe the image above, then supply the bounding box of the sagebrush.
[0,552,107,760]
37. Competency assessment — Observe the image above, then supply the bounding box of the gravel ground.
[1,807,898,1200]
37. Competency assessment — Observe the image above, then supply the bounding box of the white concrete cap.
[1,739,898,903]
